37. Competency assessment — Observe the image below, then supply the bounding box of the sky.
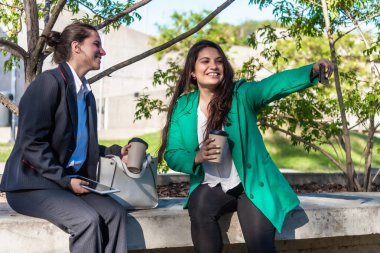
[128,0,275,36]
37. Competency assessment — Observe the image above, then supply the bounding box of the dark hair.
[45,22,97,64]
[158,40,235,162]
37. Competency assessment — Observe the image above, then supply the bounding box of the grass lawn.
[100,130,380,173]
[99,131,161,158]
[262,131,380,173]
[1,131,379,173]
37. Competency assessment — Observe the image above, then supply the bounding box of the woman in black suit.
[0,22,129,253]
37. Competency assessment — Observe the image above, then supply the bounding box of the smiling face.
[192,47,224,91]
[76,30,106,72]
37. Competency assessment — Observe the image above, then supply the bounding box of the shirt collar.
[66,62,92,95]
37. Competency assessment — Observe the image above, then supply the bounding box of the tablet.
[71,176,120,195]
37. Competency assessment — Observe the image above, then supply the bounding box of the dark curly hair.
[158,40,235,162]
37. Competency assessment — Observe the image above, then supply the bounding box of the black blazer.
[0,63,121,191]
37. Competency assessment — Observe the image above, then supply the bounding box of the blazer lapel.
[59,63,78,139]
[181,90,199,152]
[223,85,245,178]
[86,92,99,179]
[86,91,98,142]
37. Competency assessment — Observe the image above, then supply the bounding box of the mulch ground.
[157,182,380,197]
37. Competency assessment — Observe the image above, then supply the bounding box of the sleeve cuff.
[310,63,318,83]
[59,176,72,189]
[99,144,122,157]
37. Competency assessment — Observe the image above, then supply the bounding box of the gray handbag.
[97,154,158,210]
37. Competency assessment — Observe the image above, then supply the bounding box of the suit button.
[247,163,252,169]
[249,194,254,199]
[259,182,264,187]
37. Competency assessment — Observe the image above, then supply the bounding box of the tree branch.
[0,38,28,59]
[43,0,51,26]
[330,137,344,166]
[95,0,152,30]
[79,1,104,17]
[0,93,18,116]
[343,10,380,77]
[348,118,369,131]
[34,0,66,60]
[334,13,380,45]
[260,121,346,172]
[88,0,235,84]
[43,0,66,35]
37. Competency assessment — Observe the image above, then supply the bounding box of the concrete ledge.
[2,170,380,186]
[1,193,380,252]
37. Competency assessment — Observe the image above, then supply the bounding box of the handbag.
[97,154,159,210]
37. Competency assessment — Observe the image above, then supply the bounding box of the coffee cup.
[127,137,148,173]
[208,130,228,163]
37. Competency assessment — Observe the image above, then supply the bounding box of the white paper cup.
[127,138,148,172]
[208,130,228,163]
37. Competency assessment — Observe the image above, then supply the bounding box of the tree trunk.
[344,9,379,192]
[23,0,39,88]
[363,118,375,191]
[320,0,360,191]
[24,60,37,89]
[24,0,39,53]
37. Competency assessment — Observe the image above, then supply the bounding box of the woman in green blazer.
[158,40,333,253]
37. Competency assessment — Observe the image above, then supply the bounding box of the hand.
[68,178,90,195]
[311,59,334,80]
[120,144,131,164]
[194,138,221,165]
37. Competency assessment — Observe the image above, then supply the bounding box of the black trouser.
[188,183,277,253]
[6,189,128,253]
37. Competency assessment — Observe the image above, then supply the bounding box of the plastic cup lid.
[128,137,148,148]
[209,130,228,136]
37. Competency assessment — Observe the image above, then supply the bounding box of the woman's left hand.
[120,144,131,164]
[311,59,334,80]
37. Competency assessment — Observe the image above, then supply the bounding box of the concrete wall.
[131,235,380,253]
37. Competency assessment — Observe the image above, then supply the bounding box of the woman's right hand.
[194,138,221,165]
[68,178,90,195]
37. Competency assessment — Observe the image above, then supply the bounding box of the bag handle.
[109,154,152,179]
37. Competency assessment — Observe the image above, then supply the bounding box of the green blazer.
[164,64,318,232]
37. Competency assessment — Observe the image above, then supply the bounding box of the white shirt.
[197,107,241,192]
[66,63,91,172]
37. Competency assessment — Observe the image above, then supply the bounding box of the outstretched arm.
[241,59,333,112]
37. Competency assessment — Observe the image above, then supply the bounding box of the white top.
[66,63,91,172]
[197,107,241,192]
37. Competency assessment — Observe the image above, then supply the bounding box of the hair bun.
[45,31,61,47]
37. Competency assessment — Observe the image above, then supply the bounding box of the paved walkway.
[0,127,12,143]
